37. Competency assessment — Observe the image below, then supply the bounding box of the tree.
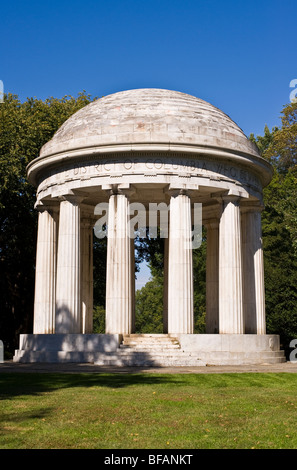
[193,235,207,333]
[265,102,297,171]
[135,276,164,334]
[250,102,297,355]
[134,233,164,333]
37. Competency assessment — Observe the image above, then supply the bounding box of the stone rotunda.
[14,88,285,365]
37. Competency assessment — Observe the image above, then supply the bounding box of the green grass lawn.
[0,372,297,449]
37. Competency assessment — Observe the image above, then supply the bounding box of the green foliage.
[93,305,106,334]
[135,276,164,333]
[135,231,164,277]
[261,183,297,352]
[249,124,277,155]
[193,231,207,333]
[134,233,165,333]
[93,238,107,308]
[265,102,297,171]
[251,102,297,353]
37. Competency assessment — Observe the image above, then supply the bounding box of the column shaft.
[206,220,219,333]
[163,235,169,333]
[105,192,132,334]
[33,206,57,334]
[81,218,94,334]
[241,206,266,334]
[219,196,244,334]
[131,237,135,333]
[55,196,82,333]
[168,191,194,334]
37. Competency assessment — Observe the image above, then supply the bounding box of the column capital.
[166,183,199,198]
[102,183,136,198]
[215,190,244,206]
[221,194,241,204]
[34,199,59,215]
[59,194,86,205]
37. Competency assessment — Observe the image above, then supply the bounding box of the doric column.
[81,216,94,334]
[241,202,266,334]
[168,189,194,334]
[205,219,219,333]
[163,235,169,333]
[105,187,133,334]
[33,202,57,334]
[219,195,244,334]
[55,195,83,334]
[131,237,136,333]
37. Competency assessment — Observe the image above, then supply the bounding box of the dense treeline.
[251,102,297,354]
[0,93,296,356]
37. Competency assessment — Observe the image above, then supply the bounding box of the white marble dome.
[40,88,260,159]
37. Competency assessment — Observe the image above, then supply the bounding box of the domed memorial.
[14,89,285,365]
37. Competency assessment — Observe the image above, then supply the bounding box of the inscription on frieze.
[40,154,261,190]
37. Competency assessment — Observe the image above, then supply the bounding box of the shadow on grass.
[0,406,53,423]
[0,372,192,399]
[1,370,297,400]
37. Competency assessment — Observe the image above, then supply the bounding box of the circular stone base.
[13,333,286,366]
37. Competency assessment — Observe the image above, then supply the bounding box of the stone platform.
[13,333,285,366]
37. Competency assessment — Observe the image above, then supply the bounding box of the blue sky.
[1,0,296,288]
[1,0,296,138]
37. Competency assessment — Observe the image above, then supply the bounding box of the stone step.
[194,350,287,365]
[116,351,195,358]
[259,351,286,357]
[120,344,181,350]
[124,334,173,338]
[123,336,179,339]
[106,349,207,366]
[94,360,205,367]
[104,354,204,361]
[93,355,206,367]
[122,334,180,348]
[120,343,180,350]
[122,337,179,343]
[122,339,179,343]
